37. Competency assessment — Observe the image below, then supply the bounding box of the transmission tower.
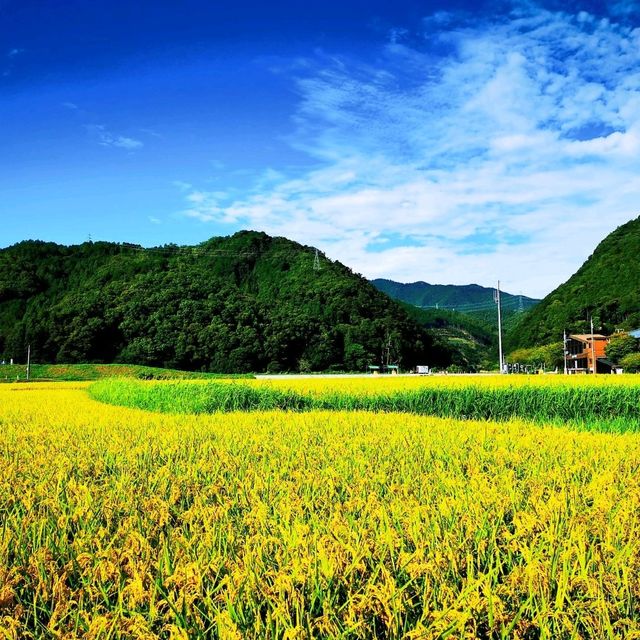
[313,249,321,271]
[518,294,524,313]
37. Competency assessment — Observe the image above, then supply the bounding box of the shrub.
[620,352,640,373]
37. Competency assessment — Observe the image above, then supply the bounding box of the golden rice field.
[2,377,640,639]
[90,374,640,431]
[250,373,640,393]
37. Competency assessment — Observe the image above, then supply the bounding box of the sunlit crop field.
[2,379,640,638]
[252,373,640,393]
[92,374,640,432]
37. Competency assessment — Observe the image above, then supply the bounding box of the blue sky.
[2,0,640,297]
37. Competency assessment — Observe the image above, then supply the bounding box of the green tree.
[605,333,638,363]
[507,342,563,370]
[620,352,640,373]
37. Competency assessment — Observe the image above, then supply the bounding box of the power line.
[418,296,526,312]
[84,243,536,302]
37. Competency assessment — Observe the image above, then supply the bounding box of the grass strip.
[89,379,640,432]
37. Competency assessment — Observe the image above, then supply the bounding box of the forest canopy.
[0,232,450,373]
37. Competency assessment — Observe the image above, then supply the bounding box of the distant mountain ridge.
[507,215,640,351]
[372,279,540,371]
[371,279,539,317]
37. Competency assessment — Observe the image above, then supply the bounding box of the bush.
[507,342,563,369]
[620,352,640,373]
[606,333,639,363]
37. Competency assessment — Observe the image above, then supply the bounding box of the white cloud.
[180,4,640,297]
[86,124,143,150]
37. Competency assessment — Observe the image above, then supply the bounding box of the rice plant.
[90,375,640,432]
[2,381,640,637]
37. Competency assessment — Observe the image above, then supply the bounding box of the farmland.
[92,374,640,432]
[2,377,640,638]
[0,363,252,383]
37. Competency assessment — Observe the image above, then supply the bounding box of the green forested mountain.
[507,216,640,351]
[372,279,538,370]
[400,303,498,371]
[371,279,539,327]
[0,232,450,373]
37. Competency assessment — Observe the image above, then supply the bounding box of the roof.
[569,334,608,342]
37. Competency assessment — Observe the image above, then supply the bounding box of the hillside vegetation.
[0,232,449,373]
[507,216,640,351]
[373,279,538,370]
[372,278,539,327]
[400,304,498,371]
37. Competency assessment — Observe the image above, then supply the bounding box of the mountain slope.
[507,216,640,351]
[0,232,450,373]
[372,279,539,326]
[372,279,539,369]
[399,303,498,371]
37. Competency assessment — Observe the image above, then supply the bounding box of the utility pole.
[590,316,596,374]
[563,330,568,375]
[494,281,504,374]
[26,344,31,381]
[383,332,392,367]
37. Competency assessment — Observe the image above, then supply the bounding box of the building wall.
[567,335,609,373]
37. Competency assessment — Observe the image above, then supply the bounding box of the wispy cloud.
[179,4,640,297]
[182,190,239,224]
[140,128,163,139]
[609,1,640,18]
[86,124,143,150]
[3,47,25,77]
